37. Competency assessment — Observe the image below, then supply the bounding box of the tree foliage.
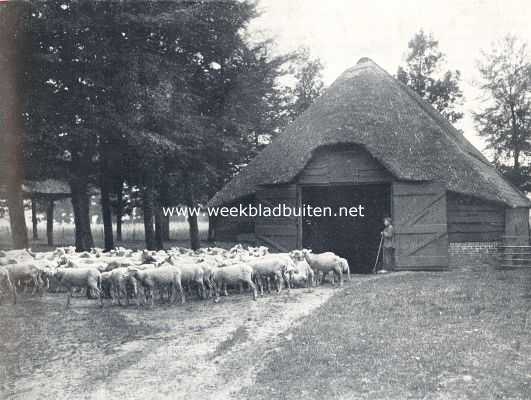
[287,48,325,119]
[397,30,463,123]
[474,35,531,192]
[9,0,323,249]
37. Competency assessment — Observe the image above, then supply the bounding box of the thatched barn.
[208,58,530,272]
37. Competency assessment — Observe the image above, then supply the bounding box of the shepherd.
[379,217,395,273]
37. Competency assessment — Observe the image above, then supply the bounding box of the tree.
[0,2,29,249]
[288,48,325,119]
[20,0,321,251]
[397,30,463,123]
[474,35,531,192]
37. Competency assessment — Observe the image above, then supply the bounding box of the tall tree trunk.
[31,198,38,240]
[6,184,28,249]
[142,175,156,250]
[70,176,94,252]
[100,147,113,251]
[46,199,54,246]
[154,203,164,250]
[159,181,170,241]
[115,178,123,242]
[1,4,29,249]
[510,104,521,169]
[162,215,170,241]
[207,216,215,242]
[184,175,200,250]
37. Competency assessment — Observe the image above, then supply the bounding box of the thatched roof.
[209,58,530,208]
[22,179,71,197]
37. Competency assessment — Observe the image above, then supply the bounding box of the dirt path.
[0,275,387,400]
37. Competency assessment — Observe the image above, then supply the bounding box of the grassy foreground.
[241,268,531,400]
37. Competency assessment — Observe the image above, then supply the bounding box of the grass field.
[0,220,209,251]
[243,268,531,400]
[1,264,529,399]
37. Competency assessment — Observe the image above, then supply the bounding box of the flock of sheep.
[0,244,351,308]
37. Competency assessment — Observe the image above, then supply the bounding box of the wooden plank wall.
[297,145,392,184]
[504,207,530,245]
[393,182,449,270]
[255,184,298,251]
[446,192,505,242]
[211,198,255,242]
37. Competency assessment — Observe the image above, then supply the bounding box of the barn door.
[392,182,448,270]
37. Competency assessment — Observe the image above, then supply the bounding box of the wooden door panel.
[393,182,449,270]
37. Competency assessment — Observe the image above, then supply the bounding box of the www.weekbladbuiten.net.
[162,203,366,218]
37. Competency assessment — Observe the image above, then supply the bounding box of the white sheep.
[250,254,294,295]
[53,268,103,307]
[167,257,206,299]
[109,267,138,306]
[4,262,46,295]
[0,266,16,304]
[303,249,343,287]
[338,257,350,281]
[212,263,257,301]
[289,251,315,288]
[130,265,184,306]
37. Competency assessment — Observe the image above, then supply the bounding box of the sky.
[249,0,531,153]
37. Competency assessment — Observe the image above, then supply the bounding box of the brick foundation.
[449,242,500,269]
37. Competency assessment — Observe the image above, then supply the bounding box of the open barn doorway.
[301,184,391,273]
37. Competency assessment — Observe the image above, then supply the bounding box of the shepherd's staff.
[372,234,384,274]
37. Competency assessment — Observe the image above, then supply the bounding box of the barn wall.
[504,207,530,244]
[211,197,255,242]
[447,192,505,242]
[297,145,393,185]
[255,184,298,251]
[448,241,500,269]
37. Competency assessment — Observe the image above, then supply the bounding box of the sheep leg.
[244,278,257,301]
[88,283,102,307]
[37,275,45,296]
[284,272,292,291]
[125,284,130,306]
[99,286,104,307]
[257,275,264,296]
[275,273,282,293]
[66,288,73,308]
[206,279,214,299]
[174,279,185,304]
[199,281,206,299]
[265,276,271,293]
[213,279,219,300]
[149,286,154,307]
[31,276,39,295]
[223,281,228,297]
[12,281,17,305]
[117,284,124,306]
[130,281,138,306]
